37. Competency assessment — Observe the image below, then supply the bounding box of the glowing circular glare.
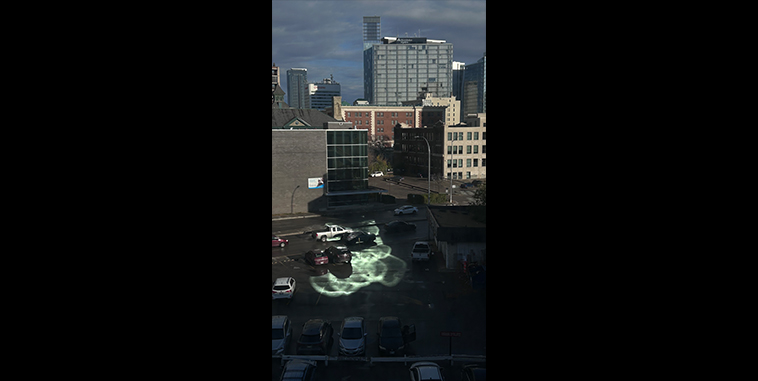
[309,220,408,297]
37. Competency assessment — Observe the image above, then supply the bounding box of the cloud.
[273,0,486,104]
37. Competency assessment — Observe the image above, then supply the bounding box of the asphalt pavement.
[271,207,486,380]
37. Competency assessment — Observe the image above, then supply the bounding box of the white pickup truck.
[411,241,431,262]
[311,224,354,242]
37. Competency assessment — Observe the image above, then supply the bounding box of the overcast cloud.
[272,0,486,105]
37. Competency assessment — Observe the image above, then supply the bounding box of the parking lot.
[272,208,486,380]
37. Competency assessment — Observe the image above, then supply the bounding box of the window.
[473,158,478,167]
[466,159,471,167]
[482,145,486,153]
[378,112,384,117]
[447,159,451,168]
[467,145,472,154]
[474,132,479,140]
[467,132,472,140]
[482,158,486,167]
[458,159,463,168]
[453,146,458,154]
[483,132,486,140]
[447,132,452,140]
[459,145,463,154]
[458,132,463,140]
[452,160,457,168]
[347,112,351,117]
[473,145,478,154]
[466,171,471,179]
[453,133,457,141]
[447,145,452,154]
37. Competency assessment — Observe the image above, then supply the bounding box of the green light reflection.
[309,221,407,297]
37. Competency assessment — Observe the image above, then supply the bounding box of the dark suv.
[325,246,352,264]
[377,316,415,356]
[296,319,333,355]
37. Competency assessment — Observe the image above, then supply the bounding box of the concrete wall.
[272,130,328,214]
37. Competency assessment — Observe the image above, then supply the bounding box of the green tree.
[370,154,389,173]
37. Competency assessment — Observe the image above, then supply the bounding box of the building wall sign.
[308,177,324,189]
[393,37,427,44]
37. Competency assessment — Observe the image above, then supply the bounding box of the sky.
[272,0,486,105]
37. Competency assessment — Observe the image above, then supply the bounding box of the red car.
[304,250,329,266]
[272,235,288,248]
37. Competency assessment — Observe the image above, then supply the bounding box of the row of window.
[447,158,486,168]
[327,145,367,158]
[448,131,486,141]
[346,111,413,117]
[448,172,482,180]
[326,131,367,145]
[354,120,412,126]
[448,145,487,154]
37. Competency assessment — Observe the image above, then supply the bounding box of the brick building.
[326,97,447,147]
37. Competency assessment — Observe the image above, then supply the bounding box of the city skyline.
[272,0,486,105]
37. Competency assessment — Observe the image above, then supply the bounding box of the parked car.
[460,182,474,189]
[304,250,329,266]
[342,231,376,246]
[471,180,483,187]
[272,315,292,355]
[272,235,289,248]
[312,223,353,242]
[325,245,352,264]
[297,319,333,355]
[394,205,418,215]
[377,316,415,356]
[461,364,486,381]
[279,359,316,381]
[272,277,296,300]
[409,362,444,381]
[338,316,367,356]
[411,242,431,262]
[370,171,384,177]
[384,220,417,233]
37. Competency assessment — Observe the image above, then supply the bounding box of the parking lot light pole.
[414,135,431,205]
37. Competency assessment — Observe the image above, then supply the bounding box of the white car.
[272,277,296,299]
[409,362,444,381]
[394,205,418,215]
[370,171,384,177]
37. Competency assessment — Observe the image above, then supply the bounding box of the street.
[272,208,486,380]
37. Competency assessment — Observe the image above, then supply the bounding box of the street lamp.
[414,135,431,205]
[291,185,300,214]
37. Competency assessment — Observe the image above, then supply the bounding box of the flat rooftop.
[428,206,486,228]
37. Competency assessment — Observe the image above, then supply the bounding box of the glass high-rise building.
[364,37,453,106]
[308,76,341,111]
[363,16,381,51]
[463,53,486,114]
[286,68,308,109]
